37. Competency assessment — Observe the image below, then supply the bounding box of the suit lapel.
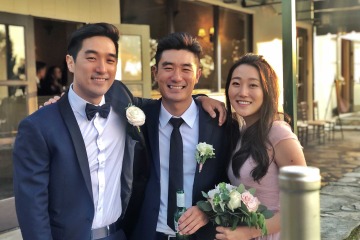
[193,105,215,199]
[58,93,93,201]
[107,81,143,141]
[146,101,161,178]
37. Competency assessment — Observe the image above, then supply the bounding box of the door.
[115,24,151,98]
[296,27,308,104]
[341,39,354,113]
[0,12,36,233]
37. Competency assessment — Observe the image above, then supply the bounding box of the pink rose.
[241,191,260,212]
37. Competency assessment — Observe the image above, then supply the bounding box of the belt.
[91,218,122,240]
[156,232,176,240]
[156,231,194,240]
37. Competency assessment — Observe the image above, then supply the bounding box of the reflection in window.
[116,35,142,81]
[0,24,26,97]
[0,24,6,82]
[0,86,22,199]
[9,26,26,81]
[0,86,26,134]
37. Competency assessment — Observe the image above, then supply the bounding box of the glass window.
[0,24,7,81]
[9,25,26,81]
[0,86,27,200]
[219,8,247,89]
[125,83,143,97]
[0,24,26,97]
[0,142,13,200]
[116,35,142,81]
[120,0,248,93]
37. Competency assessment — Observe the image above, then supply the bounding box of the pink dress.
[227,121,300,240]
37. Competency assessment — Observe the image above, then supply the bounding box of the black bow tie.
[85,103,111,120]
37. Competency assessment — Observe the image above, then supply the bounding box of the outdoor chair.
[298,101,326,144]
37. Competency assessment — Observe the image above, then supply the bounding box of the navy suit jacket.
[130,99,229,240]
[13,81,149,240]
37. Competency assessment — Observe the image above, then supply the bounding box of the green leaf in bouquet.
[258,214,265,227]
[219,202,226,212]
[257,204,266,212]
[214,204,223,213]
[196,201,213,212]
[248,187,256,195]
[215,215,221,225]
[213,193,221,206]
[231,216,239,230]
[236,184,245,193]
[250,212,258,226]
[261,209,274,219]
[218,182,226,191]
[240,203,250,215]
[220,193,230,202]
[201,191,209,198]
[257,205,274,219]
[220,214,231,227]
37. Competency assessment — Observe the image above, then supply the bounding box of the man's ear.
[66,55,75,73]
[152,65,158,82]
[195,68,202,84]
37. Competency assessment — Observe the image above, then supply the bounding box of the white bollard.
[279,166,321,240]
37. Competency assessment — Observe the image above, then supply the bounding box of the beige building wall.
[0,0,120,24]
[252,5,313,110]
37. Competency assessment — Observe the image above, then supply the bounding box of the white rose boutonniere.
[126,104,146,132]
[195,142,215,173]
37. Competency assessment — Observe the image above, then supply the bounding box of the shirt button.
[98,154,105,162]
[97,139,103,148]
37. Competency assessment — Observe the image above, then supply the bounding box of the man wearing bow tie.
[13,23,150,240]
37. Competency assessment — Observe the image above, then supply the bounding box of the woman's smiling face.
[228,64,264,126]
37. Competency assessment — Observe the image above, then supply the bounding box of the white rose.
[227,190,242,211]
[197,142,214,156]
[126,106,145,127]
[225,183,236,192]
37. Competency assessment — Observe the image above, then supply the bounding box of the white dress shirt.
[156,100,199,235]
[68,85,126,229]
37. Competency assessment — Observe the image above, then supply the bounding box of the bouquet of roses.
[197,182,273,235]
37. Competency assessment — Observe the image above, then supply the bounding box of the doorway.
[0,14,79,234]
[0,12,36,233]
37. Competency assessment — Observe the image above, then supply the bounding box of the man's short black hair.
[67,23,120,62]
[154,32,202,67]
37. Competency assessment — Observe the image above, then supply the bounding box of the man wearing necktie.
[130,32,229,240]
[13,23,150,240]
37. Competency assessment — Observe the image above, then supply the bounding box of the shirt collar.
[159,99,198,128]
[68,84,106,120]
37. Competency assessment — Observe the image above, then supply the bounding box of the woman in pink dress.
[215,54,306,240]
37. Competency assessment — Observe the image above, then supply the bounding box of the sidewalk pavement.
[304,130,360,240]
[1,130,360,240]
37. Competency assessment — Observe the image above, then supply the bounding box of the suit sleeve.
[133,97,156,109]
[13,117,52,240]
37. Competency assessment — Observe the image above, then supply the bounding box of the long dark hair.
[225,53,283,181]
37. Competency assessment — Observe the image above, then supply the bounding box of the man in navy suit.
[130,32,228,240]
[13,23,149,240]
